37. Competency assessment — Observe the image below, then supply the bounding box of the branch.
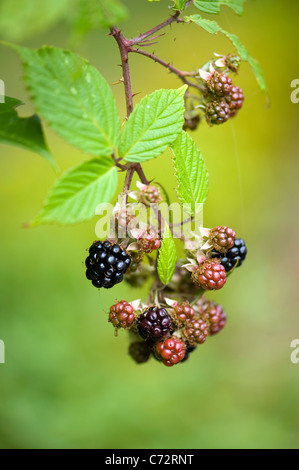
[129,11,180,46]
[129,47,204,92]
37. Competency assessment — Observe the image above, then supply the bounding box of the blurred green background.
[0,0,298,449]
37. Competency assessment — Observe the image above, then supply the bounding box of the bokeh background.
[0,0,298,449]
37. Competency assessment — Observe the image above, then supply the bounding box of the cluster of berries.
[204,71,244,126]
[108,298,227,367]
[85,184,163,290]
[84,185,247,367]
[186,225,247,292]
[183,54,244,130]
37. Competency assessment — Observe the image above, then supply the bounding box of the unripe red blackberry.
[109,300,136,330]
[192,259,227,290]
[182,316,209,346]
[209,226,236,253]
[207,72,233,97]
[129,341,152,364]
[206,100,230,125]
[138,307,173,340]
[138,184,161,206]
[173,302,195,325]
[200,301,227,335]
[154,336,186,367]
[138,230,161,254]
[85,240,131,289]
[226,85,245,117]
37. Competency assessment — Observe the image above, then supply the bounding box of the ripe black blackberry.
[85,240,131,289]
[138,307,173,340]
[211,237,247,272]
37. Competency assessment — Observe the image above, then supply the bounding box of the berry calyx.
[108,300,136,330]
[211,237,247,272]
[206,100,230,125]
[182,316,209,346]
[138,307,173,340]
[173,302,195,325]
[207,72,233,97]
[154,336,186,367]
[200,301,227,335]
[192,259,227,290]
[85,240,131,289]
[209,225,236,253]
[129,341,152,364]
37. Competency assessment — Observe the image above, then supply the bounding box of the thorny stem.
[110,0,197,195]
[129,47,204,92]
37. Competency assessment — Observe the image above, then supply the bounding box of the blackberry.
[154,336,186,367]
[109,300,136,330]
[85,240,131,289]
[206,100,230,126]
[207,72,233,97]
[173,302,195,325]
[192,259,227,290]
[129,341,152,364]
[209,225,236,253]
[200,301,227,335]
[138,307,173,340]
[211,237,247,272]
[138,185,161,206]
[226,85,244,117]
[182,316,209,346]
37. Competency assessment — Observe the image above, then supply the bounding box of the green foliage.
[157,222,177,285]
[185,15,268,93]
[119,86,187,163]
[172,0,187,11]
[185,15,219,34]
[171,131,209,216]
[31,157,118,225]
[0,96,56,168]
[194,0,244,15]
[11,45,121,157]
[70,0,128,42]
[0,0,128,42]
[0,0,73,41]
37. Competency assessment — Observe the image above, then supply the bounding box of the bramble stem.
[110,27,149,193]
[129,47,203,91]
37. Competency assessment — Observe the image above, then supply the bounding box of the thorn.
[112,78,124,85]
[132,92,141,98]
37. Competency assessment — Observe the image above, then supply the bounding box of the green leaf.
[172,0,187,11]
[194,0,244,15]
[185,15,220,34]
[120,86,187,163]
[0,96,56,169]
[31,157,118,226]
[10,45,121,157]
[157,222,177,285]
[0,0,73,41]
[171,131,209,216]
[221,30,268,93]
[70,0,128,42]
